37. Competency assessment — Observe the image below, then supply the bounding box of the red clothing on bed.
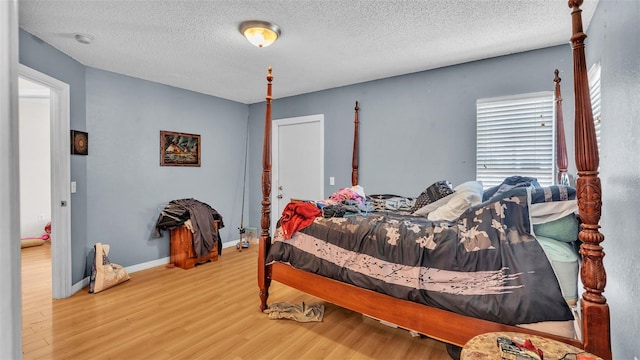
[280,202,321,239]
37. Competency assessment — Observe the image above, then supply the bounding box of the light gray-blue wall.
[247,45,576,228]
[585,0,640,358]
[85,68,249,269]
[19,30,250,283]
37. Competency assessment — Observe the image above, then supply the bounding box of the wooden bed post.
[352,101,359,186]
[258,67,273,311]
[554,69,569,186]
[568,1,611,359]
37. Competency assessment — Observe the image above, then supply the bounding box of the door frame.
[271,114,324,233]
[1,1,22,355]
[19,64,72,299]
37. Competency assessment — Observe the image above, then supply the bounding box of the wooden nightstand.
[169,220,220,269]
[461,332,602,360]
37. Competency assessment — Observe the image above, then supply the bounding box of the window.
[476,92,555,188]
[588,62,601,152]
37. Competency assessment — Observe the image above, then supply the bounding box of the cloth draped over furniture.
[153,198,224,256]
[279,202,321,239]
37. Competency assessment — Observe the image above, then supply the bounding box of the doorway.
[19,78,51,241]
[271,114,324,231]
[18,64,72,299]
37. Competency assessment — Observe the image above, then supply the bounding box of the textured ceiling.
[18,0,598,104]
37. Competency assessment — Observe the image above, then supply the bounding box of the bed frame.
[257,1,611,358]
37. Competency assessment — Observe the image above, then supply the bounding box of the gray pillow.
[412,192,455,216]
[410,180,454,213]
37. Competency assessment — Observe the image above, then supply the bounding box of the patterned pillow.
[530,185,576,203]
[410,180,454,213]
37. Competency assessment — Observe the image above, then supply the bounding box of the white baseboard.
[71,277,89,294]
[222,239,256,250]
[223,239,240,249]
[70,256,170,295]
[70,242,247,296]
[124,256,169,273]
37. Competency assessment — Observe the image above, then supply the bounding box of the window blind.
[588,62,601,151]
[476,91,555,188]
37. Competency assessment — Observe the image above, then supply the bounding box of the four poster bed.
[257,1,611,359]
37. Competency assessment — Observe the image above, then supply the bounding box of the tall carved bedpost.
[568,1,611,359]
[554,69,569,186]
[352,101,360,186]
[258,67,273,311]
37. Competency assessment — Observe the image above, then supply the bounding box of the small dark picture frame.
[70,130,88,155]
[160,130,201,167]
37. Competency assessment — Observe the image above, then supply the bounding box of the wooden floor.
[21,242,452,359]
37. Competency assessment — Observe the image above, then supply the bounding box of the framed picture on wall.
[160,130,201,167]
[70,130,89,155]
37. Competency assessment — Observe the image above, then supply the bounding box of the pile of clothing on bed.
[279,186,374,239]
[318,185,374,217]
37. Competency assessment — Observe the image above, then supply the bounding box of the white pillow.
[427,181,483,221]
[530,199,578,224]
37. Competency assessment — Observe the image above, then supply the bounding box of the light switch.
[71,181,77,193]
[329,177,335,185]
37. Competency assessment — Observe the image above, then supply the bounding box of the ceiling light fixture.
[239,20,281,48]
[74,33,94,45]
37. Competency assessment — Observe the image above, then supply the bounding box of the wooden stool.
[461,332,602,360]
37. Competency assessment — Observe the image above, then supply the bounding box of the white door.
[272,114,324,231]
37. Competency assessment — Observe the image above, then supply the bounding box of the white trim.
[18,64,72,299]
[1,1,22,357]
[221,238,257,249]
[271,114,325,234]
[223,240,241,249]
[71,277,90,294]
[19,89,51,98]
[73,243,251,294]
[124,257,170,273]
[72,256,171,294]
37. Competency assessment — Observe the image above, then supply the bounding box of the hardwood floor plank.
[22,243,451,359]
